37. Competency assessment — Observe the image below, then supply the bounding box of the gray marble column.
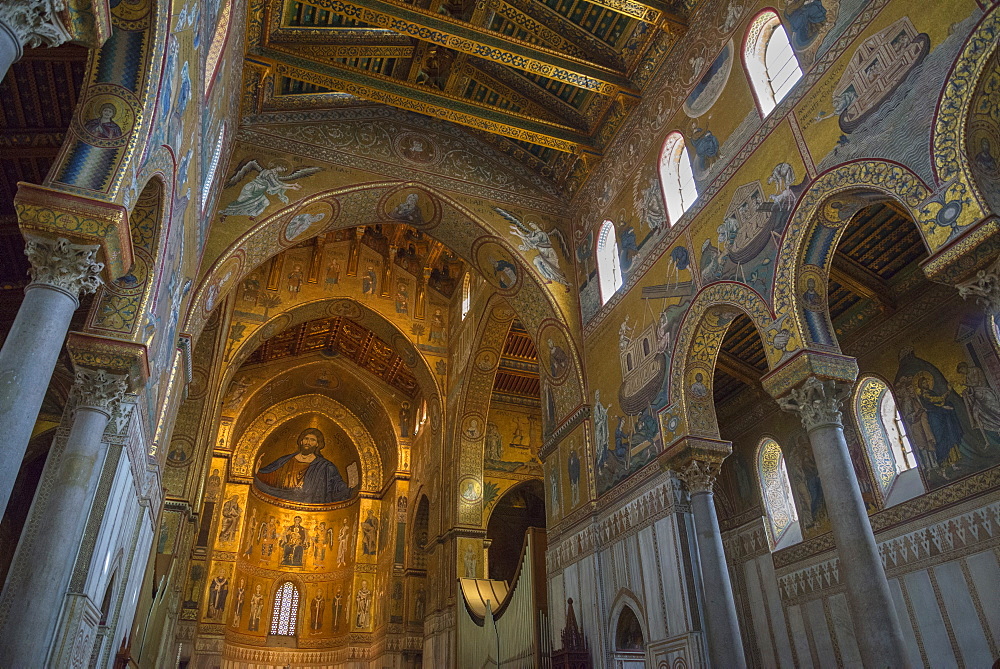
[0,235,103,516]
[0,1,73,81]
[0,367,126,667]
[679,460,747,669]
[779,376,910,668]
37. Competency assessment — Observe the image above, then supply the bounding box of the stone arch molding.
[771,160,936,354]
[668,282,787,440]
[608,588,649,649]
[186,180,586,412]
[232,394,383,493]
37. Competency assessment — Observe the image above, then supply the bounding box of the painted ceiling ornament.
[495,207,570,286]
[777,375,851,431]
[219,160,322,220]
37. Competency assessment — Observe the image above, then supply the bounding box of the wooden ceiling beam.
[716,351,763,388]
[283,0,635,94]
[257,48,598,153]
[491,0,623,70]
[830,254,896,311]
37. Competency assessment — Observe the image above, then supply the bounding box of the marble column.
[0,367,127,667]
[0,1,73,81]
[0,236,103,515]
[778,376,910,668]
[678,460,747,669]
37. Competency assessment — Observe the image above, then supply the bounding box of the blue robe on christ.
[255,453,352,504]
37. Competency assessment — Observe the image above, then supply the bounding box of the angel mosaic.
[495,208,570,285]
[220,160,322,219]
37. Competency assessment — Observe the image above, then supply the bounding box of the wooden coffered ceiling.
[244,0,690,187]
[243,315,422,396]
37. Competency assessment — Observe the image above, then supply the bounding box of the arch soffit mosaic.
[188,181,586,409]
[769,160,935,353]
[932,6,1000,223]
[451,296,517,524]
[232,394,383,493]
[667,281,780,441]
[226,358,402,476]
[46,0,169,202]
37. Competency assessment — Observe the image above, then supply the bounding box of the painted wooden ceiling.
[243,314,422,396]
[244,0,690,188]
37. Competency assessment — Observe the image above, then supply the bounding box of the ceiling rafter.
[831,253,897,311]
[277,0,636,94]
[486,0,622,69]
[716,350,763,388]
[449,59,572,122]
[256,48,598,152]
[472,59,589,126]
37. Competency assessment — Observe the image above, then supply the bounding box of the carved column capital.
[956,257,1000,317]
[677,459,721,494]
[0,0,72,50]
[70,368,127,418]
[777,375,850,432]
[24,235,104,301]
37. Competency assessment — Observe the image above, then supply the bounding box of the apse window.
[658,132,698,226]
[269,581,300,637]
[596,220,623,304]
[745,11,803,116]
[757,437,800,549]
[855,377,924,506]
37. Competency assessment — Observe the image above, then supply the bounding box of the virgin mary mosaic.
[254,416,359,504]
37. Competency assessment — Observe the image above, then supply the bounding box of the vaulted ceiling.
[244,0,691,188]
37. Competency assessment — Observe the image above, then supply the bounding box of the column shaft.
[0,19,21,82]
[0,283,80,512]
[0,405,112,665]
[691,490,746,669]
[807,422,909,666]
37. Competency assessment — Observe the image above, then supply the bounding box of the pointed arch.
[185,181,585,420]
[667,282,793,441]
[933,5,1000,217]
[771,161,936,356]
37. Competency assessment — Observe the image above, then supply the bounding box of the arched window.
[596,220,622,304]
[757,438,798,547]
[744,11,803,116]
[461,272,472,320]
[659,132,698,226]
[269,582,300,636]
[855,377,923,505]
